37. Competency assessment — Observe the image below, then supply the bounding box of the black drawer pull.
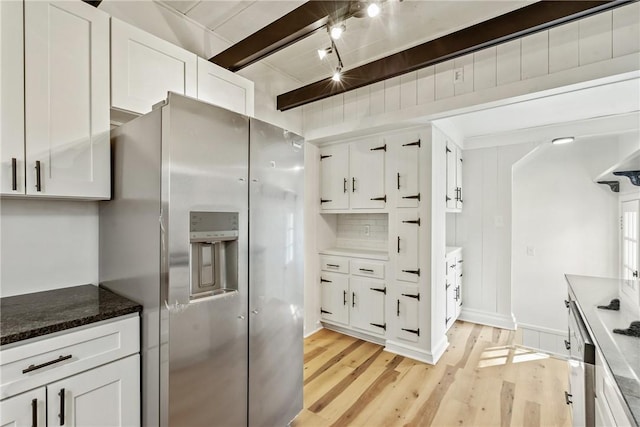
[397,172,401,190]
[59,388,65,425]
[32,398,38,427]
[326,264,340,268]
[23,354,72,374]
[402,269,420,276]
[564,391,572,405]
[320,199,332,204]
[343,178,347,193]
[402,219,420,226]
[352,177,356,193]
[35,160,42,192]
[402,194,420,201]
[370,322,386,330]
[343,290,347,305]
[402,140,420,147]
[370,144,386,152]
[320,278,332,283]
[564,340,571,350]
[320,308,332,315]
[352,292,356,307]
[401,293,420,301]
[320,154,332,160]
[370,287,386,294]
[397,236,400,253]
[396,299,400,316]
[11,157,17,191]
[359,268,374,273]
[370,195,387,202]
[401,328,420,336]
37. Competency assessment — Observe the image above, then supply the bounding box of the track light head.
[317,47,332,60]
[332,67,342,82]
[367,2,380,17]
[329,23,345,40]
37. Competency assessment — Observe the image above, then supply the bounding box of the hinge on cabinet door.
[402,218,421,226]
[402,269,420,276]
[402,140,421,147]
[402,194,421,201]
[320,154,332,160]
[446,282,451,289]
[401,328,420,336]
[370,287,387,294]
[370,322,387,331]
[320,308,332,315]
[446,317,451,325]
[446,195,451,202]
[401,292,420,300]
[446,146,451,153]
[320,199,332,204]
[370,195,387,202]
[320,278,332,283]
[459,157,463,163]
[370,144,387,152]
[564,339,571,350]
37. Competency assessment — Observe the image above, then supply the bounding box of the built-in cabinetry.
[0,0,110,199]
[445,247,463,330]
[594,349,635,426]
[319,139,387,211]
[111,18,254,118]
[445,139,463,212]
[0,316,140,427]
[319,254,387,338]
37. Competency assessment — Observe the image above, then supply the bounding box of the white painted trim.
[517,322,565,337]
[384,339,447,365]
[303,326,324,339]
[322,323,387,346]
[458,307,517,330]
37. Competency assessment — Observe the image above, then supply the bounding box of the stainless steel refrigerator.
[99,93,304,427]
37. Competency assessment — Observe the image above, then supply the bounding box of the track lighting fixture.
[367,2,380,17]
[329,22,346,40]
[332,67,343,82]
[317,47,332,60]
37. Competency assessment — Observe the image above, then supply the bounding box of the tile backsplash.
[335,213,388,251]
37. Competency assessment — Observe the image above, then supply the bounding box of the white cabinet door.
[445,256,456,330]
[350,278,386,336]
[111,18,197,115]
[446,140,457,210]
[319,145,349,210]
[396,212,420,283]
[197,57,254,116]
[455,253,463,318]
[456,146,463,210]
[47,354,140,427]
[320,272,349,325]
[0,0,25,195]
[350,139,386,209]
[24,0,110,199]
[390,135,421,208]
[0,387,46,427]
[393,285,420,343]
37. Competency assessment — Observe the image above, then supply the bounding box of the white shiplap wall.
[302,4,640,140]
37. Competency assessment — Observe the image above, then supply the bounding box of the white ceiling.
[158,0,533,84]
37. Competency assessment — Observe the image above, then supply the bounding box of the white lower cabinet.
[0,316,140,427]
[393,285,420,343]
[320,255,387,338]
[445,248,463,330]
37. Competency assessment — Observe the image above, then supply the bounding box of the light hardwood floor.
[292,321,571,427]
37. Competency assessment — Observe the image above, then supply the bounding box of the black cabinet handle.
[402,269,420,276]
[450,264,456,269]
[320,154,332,160]
[23,354,72,374]
[370,195,387,202]
[564,299,570,308]
[320,308,332,315]
[359,268,374,273]
[352,292,356,308]
[401,293,420,301]
[59,388,65,425]
[320,278,332,283]
[564,340,571,350]
[396,299,400,316]
[370,144,386,152]
[11,157,17,191]
[35,161,42,192]
[402,140,420,147]
[634,270,639,278]
[326,264,340,268]
[370,287,386,294]
[32,398,37,427]
[401,328,420,336]
[564,391,572,405]
[397,172,401,190]
[397,236,400,253]
[343,178,347,193]
[458,259,464,263]
[402,219,421,226]
[370,323,386,331]
[402,194,420,201]
[352,177,356,193]
[320,199,332,204]
[343,290,347,306]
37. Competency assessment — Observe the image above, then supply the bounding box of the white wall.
[512,135,626,354]
[0,199,99,297]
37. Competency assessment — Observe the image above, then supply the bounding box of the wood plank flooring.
[292,321,571,427]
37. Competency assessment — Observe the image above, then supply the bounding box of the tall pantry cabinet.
[316,125,459,364]
[0,0,110,199]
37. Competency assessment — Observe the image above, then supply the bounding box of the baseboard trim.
[304,325,324,339]
[321,322,386,345]
[459,307,516,330]
[384,339,449,365]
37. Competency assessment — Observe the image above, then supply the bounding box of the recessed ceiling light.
[367,2,381,17]
[330,23,345,40]
[552,137,575,145]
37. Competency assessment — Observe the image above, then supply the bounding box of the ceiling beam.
[81,0,102,7]
[210,1,352,72]
[277,0,635,111]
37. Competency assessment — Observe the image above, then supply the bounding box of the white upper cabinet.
[0,0,25,195]
[388,133,421,208]
[197,57,254,116]
[1,0,110,199]
[319,144,350,210]
[445,139,463,212]
[111,18,197,115]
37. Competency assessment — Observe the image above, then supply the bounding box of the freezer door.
[248,119,304,427]
[163,94,249,427]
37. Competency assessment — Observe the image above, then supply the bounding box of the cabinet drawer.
[1,315,139,399]
[320,256,349,274]
[351,260,385,279]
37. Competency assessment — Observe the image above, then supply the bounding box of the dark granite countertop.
[1,284,142,346]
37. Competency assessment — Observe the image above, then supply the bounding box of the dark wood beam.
[277,0,635,111]
[210,1,352,72]
[82,0,103,7]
